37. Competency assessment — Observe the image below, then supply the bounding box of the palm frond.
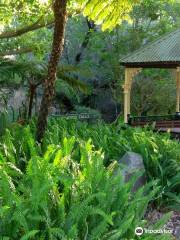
[0,59,90,94]
[57,73,90,94]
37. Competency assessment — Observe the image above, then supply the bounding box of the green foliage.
[0,0,51,26]
[76,0,138,31]
[0,111,10,136]
[0,59,89,91]
[0,91,13,136]
[0,59,90,119]
[0,124,172,239]
[0,3,179,238]
[131,69,176,115]
[1,0,180,119]
[75,105,101,118]
[63,1,180,117]
[43,119,180,208]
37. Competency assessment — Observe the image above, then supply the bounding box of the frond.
[76,0,138,31]
[57,73,90,94]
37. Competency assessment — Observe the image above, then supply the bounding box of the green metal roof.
[120,28,180,68]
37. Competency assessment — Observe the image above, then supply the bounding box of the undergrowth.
[0,119,178,239]
[43,118,180,208]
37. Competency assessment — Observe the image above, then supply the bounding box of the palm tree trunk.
[36,0,68,142]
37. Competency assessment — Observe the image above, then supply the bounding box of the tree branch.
[0,17,54,39]
[0,48,33,57]
[0,9,81,40]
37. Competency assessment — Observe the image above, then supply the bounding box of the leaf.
[77,0,138,31]
[20,230,39,240]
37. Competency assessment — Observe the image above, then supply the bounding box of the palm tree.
[0,59,46,120]
[36,0,68,142]
[0,57,89,120]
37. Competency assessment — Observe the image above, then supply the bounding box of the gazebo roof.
[120,28,180,68]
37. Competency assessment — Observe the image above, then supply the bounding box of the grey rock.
[118,151,146,191]
[175,227,180,239]
[8,87,26,110]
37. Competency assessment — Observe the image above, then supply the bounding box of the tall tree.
[36,0,138,141]
[36,0,68,141]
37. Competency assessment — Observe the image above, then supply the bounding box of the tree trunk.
[75,19,95,64]
[28,82,41,119]
[36,0,68,142]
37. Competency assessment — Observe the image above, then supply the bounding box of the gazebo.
[120,28,180,133]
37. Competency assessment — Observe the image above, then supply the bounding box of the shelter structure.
[120,28,180,133]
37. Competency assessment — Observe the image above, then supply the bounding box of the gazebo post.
[124,68,130,123]
[124,68,141,123]
[176,67,180,112]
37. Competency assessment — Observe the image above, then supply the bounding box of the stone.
[175,227,180,239]
[118,151,146,191]
[8,87,26,110]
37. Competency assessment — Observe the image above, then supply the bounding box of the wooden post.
[176,67,180,112]
[124,90,129,123]
[124,68,141,123]
[127,91,131,115]
[124,68,129,123]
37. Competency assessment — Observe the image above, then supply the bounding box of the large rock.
[118,151,146,191]
[175,227,180,240]
[8,87,26,110]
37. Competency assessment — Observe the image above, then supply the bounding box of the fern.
[0,122,175,239]
[20,230,39,240]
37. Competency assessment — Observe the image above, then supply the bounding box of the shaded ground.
[146,209,180,239]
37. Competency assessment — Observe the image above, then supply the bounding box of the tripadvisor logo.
[135,227,144,236]
[135,226,173,236]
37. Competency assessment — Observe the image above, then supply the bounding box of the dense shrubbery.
[0,121,175,239]
[43,118,180,208]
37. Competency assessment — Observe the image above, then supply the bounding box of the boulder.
[8,87,26,110]
[118,151,146,192]
[175,227,180,239]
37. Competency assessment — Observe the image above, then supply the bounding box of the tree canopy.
[0,0,180,121]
